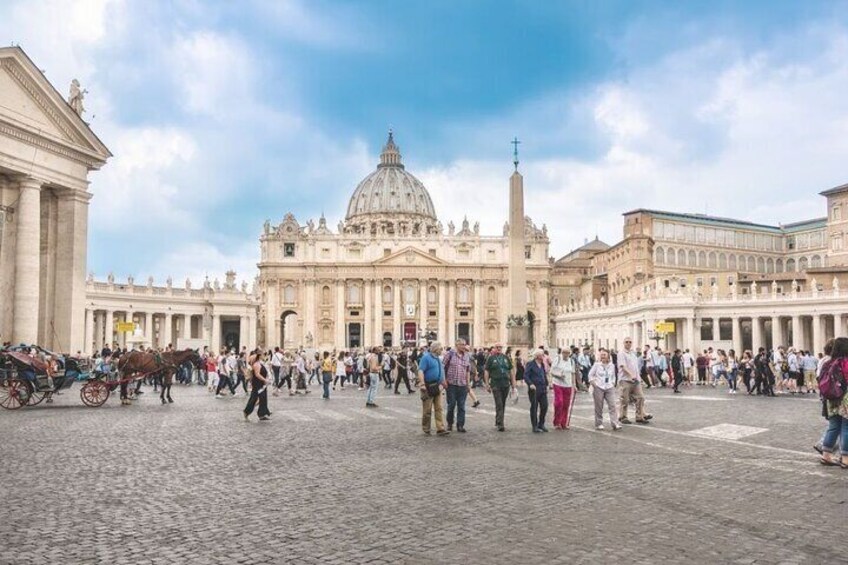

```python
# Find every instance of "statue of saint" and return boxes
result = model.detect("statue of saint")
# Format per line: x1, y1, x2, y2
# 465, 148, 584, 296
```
448, 221, 455, 235
68, 79, 86, 116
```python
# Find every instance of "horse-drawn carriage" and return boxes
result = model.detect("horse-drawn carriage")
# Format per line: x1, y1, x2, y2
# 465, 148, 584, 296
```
0, 345, 109, 409
0, 346, 202, 409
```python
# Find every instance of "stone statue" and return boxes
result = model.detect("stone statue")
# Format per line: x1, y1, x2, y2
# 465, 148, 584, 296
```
473, 222, 479, 235
185, 278, 192, 290
147, 276, 154, 288
448, 221, 455, 235
306, 219, 315, 233
203, 276, 211, 290
305, 332, 314, 347
263, 220, 271, 234
338, 221, 344, 234
107, 272, 115, 284
166, 276, 173, 288
213, 278, 221, 291
811, 278, 819, 296
834, 277, 840, 294
771, 280, 778, 296
68, 79, 86, 116
127, 275, 134, 286
241, 281, 248, 293
751, 280, 757, 298
86, 272, 94, 284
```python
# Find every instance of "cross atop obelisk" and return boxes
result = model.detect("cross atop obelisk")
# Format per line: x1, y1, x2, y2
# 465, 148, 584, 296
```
511, 136, 520, 171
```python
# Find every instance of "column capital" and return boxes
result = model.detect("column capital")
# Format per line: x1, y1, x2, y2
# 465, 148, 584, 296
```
17, 176, 45, 191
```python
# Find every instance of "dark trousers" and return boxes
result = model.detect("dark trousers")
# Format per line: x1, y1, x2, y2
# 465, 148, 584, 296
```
322, 372, 332, 398
528, 388, 548, 430
244, 385, 269, 417
446, 384, 468, 428
216, 375, 235, 395
272, 366, 281, 388
492, 386, 510, 429
394, 371, 412, 393
673, 371, 683, 392
333, 373, 347, 387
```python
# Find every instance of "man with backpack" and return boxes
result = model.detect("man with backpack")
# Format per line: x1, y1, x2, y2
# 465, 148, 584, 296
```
817, 337, 848, 468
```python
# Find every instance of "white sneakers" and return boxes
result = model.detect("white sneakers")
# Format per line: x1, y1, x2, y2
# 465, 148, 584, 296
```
596, 424, 605, 430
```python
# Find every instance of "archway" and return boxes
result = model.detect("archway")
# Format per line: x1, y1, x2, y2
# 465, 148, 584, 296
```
280, 310, 299, 349
527, 311, 536, 346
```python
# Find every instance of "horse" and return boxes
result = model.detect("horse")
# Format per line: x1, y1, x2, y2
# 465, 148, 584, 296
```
158, 349, 203, 404
116, 349, 203, 405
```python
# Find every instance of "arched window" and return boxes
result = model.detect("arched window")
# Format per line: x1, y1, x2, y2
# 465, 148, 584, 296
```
678, 249, 686, 266
719, 253, 727, 270
487, 286, 496, 304
487, 324, 498, 342
747, 255, 756, 272
383, 285, 392, 304
776, 258, 784, 273
666, 248, 676, 265
799, 256, 809, 271
757, 256, 765, 273
284, 284, 296, 304
688, 250, 696, 266
655, 246, 665, 265
321, 285, 330, 304
708, 252, 717, 268
321, 324, 330, 342
698, 251, 706, 267
811, 255, 822, 268
766, 258, 774, 273
786, 258, 796, 272
729, 255, 737, 271
428, 285, 437, 304
404, 284, 416, 303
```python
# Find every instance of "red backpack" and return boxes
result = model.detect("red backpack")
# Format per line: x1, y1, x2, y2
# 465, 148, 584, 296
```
818, 358, 848, 401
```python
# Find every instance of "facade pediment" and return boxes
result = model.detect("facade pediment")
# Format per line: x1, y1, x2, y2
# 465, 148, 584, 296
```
373, 246, 449, 267
0, 47, 111, 167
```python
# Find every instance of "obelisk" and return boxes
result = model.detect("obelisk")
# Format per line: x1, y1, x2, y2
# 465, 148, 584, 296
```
507, 138, 531, 348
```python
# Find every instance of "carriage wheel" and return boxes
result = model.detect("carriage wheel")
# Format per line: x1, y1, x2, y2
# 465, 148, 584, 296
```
0, 379, 29, 410
80, 380, 109, 407
27, 389, 46, 406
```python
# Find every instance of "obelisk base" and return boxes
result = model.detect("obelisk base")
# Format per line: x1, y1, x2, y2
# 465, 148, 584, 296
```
508, 326, 532, 350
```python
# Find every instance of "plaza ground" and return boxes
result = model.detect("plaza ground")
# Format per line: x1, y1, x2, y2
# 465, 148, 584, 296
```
0, 382, 844, 564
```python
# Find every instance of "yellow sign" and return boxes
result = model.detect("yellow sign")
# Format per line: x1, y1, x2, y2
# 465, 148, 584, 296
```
116, 322, 136, 333
654, 321, 675, 334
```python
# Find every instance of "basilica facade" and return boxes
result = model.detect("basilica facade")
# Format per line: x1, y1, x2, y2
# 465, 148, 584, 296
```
258, 132, 551, 350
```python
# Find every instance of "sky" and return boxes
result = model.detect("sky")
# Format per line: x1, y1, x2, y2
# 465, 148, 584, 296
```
3, 0, 848, 286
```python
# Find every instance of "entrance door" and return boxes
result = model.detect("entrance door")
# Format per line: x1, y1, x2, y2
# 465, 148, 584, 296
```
348, 323, 362, 349
457, 322, 471, 345
382, 332, 393, 347
403, 322, 417, 344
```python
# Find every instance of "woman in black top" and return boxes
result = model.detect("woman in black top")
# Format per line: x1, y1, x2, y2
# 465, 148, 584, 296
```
394, 349, 414, 394
244, 350, 271, 421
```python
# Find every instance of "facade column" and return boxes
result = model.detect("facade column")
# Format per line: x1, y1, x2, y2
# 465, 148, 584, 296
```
392, 280, 401, 346
54, 190, 91, 353
363, 280, 372, 348
731, 316, 742, 354
12, 177, 42, 344
437, 281, 447, 343
812, 314, 823, 355
211, 313, 221, 352
84, 308, 94, 355
265, 283, 278, 348
335, 281, 345, 348
473, 281, 483, 347
145, 312, 154, 347
239, 315, 248, 350
93, 311, 103, 351
373, 280, 382, 346
772, 316, 784, 349
751, 316, 762, 351
419, 282, 427, 342
538, 284, 549, 346
791, 315, 802, 349
304, 280, 315, 347
447, 281, 456, 345
163, 313, 173, 348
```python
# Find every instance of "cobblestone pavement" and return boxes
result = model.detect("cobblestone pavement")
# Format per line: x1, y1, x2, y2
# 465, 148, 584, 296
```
1, 381, 844, 565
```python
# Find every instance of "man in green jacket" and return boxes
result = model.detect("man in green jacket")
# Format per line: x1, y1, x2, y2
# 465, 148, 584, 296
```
484, 343, 517, 431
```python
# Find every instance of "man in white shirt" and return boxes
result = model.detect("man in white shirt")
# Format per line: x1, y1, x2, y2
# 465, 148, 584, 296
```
271, 347, 283, 388
588, 349, 621, 431
682, 349, 694, 385
616, 337, 653, 425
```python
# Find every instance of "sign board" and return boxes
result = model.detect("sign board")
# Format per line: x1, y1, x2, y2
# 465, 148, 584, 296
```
116, 322, 136, 333
654, 321, 675, 334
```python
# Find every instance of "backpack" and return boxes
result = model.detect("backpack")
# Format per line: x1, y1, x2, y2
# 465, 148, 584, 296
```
818, 358, 847, 401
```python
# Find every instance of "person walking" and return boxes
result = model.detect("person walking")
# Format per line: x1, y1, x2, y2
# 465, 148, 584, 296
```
417, 342, 449, 436
334, 351, 348, 391
588, 349, 621, 431
484, 343, 516, 432
550, 348, 576, 430
754, 347, 774, 396
365, 346, 381, 407
523, 349, 549, 433
320, 351, 334, 399
617, 337, 652, 425
444, 339, 472, 433
243, 350, 271, 421
671, 349, 684, 393
271, 347, 283, 388
394, 348, 414, 394
819, 337, 848, 468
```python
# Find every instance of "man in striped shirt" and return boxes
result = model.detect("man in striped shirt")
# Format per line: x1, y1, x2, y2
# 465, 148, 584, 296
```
444, 339, 472, 433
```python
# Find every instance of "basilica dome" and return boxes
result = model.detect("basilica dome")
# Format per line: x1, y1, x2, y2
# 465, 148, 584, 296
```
345, 132, 438, 223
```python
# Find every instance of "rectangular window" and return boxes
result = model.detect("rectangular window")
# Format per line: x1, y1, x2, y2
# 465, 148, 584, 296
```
428, 249, 436, 256
675, 224, 685, 240
458, 249, 470, 259
525, 246, 532, 259
696, 227, 705, 243
832, 236, 843, 251
321, 247, 330, 258
745, 233, 755, 248
283, 243, 295, 257
384, 248, 391, 257
719, 319, 733, 341
349, 248, 361, 259
700, 318, 714, 341
383, 310, 391, 317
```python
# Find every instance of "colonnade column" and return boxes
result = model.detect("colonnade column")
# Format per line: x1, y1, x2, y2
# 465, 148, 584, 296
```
373, 280, 382, 346
93, 312, 103, 350
363, 280, 372, 348
812, 314, 823, 355
145, 312, 154, 347
239, 315, 248, 350
751, 316, 762, 351
84, 308, 94, 355
105, 310, 114, 347
731, 316, 742, 354
164, 313, 173, 347
12, 177, 42, 344
772, 316, 784, 348
335, 281, 345, 348
211, 314, 221, 352
791, 315, 801, 349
